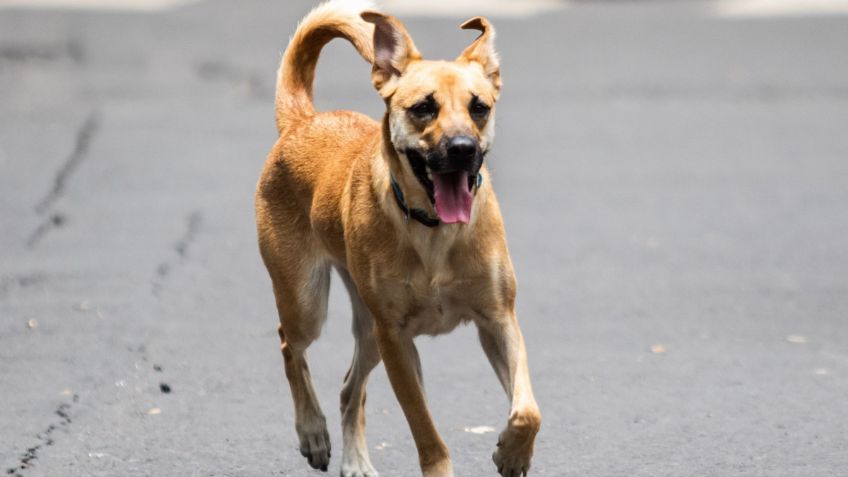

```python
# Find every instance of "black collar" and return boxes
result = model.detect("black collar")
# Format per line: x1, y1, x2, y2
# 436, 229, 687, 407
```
389, 173, 483, 228
390, 174, 440, 227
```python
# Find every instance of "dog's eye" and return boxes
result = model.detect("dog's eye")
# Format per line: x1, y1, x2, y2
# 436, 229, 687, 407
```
469, 98, 490, 120
408, 100, 437, 119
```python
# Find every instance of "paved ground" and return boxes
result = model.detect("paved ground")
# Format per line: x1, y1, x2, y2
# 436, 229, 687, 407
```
2, 1, 847, 476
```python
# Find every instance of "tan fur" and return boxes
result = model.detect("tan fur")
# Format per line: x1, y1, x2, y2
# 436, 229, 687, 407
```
257, 2, 540, 476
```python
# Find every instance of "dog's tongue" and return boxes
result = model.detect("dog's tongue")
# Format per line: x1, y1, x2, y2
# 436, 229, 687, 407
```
432, 171, 473, 224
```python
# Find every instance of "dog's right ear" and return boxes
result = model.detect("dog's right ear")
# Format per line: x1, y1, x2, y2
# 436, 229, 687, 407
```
361, 11, 421, 96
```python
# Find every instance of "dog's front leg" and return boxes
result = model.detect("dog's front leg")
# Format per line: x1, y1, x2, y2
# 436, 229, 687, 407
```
477, 316, 541, 476
375, 324, 453, 477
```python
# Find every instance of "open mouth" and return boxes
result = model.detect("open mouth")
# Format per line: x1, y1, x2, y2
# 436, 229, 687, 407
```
431, 170, 473, 224
405, 148, 482, 225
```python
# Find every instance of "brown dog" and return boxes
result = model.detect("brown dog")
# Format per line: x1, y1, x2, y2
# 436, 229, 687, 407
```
255, 1, 540, 476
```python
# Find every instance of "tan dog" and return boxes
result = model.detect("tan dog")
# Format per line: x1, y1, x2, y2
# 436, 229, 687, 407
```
256, 1, 541, 476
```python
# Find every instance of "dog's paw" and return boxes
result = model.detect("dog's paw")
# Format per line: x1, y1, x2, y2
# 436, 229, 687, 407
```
492, 445, 530, 477
491, 412, 540, 477
340, 461, 379, 477
297, 421, 331, 471
340, 447, 378, 477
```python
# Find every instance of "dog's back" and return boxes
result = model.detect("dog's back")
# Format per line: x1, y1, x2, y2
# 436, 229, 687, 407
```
257, 0, 380, 262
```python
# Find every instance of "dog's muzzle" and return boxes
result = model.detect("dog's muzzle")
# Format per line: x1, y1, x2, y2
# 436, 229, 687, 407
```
404, 136, 485, 225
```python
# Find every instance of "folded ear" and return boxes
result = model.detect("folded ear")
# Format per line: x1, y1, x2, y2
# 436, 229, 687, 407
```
361, 11, 422, 95
457, 17, 501, 91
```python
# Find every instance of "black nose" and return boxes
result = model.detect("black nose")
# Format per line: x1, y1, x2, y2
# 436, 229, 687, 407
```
446, 135, 477, 159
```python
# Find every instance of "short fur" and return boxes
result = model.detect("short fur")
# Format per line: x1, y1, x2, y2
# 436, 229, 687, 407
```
256, 2, 541, 476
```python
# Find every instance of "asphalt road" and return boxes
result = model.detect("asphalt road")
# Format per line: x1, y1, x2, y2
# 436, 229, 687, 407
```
2, 1, 847, 476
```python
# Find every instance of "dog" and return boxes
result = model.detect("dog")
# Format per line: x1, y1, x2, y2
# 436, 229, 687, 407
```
255, 1, 541, 476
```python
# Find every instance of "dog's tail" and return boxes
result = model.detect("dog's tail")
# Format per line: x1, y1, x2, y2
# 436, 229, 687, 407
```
275, 0, 376, 133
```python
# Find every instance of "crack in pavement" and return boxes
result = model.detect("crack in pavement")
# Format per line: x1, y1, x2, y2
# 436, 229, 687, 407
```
174, 211, 203, 259
0, 39, 85, 64
5, 394, 79, 477
27, 111, 99, 249
35, 112, 99, 215
0, 273, 46, 300
130, 346, 173, 397
195, 60, 270, 99
25, 213, 66, 249
151, 210, 203, 296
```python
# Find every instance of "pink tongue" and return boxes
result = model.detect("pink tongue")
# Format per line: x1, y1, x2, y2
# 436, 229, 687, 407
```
432, 171, 473, 224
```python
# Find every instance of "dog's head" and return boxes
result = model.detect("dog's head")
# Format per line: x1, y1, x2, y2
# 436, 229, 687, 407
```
362, 12, 501, 224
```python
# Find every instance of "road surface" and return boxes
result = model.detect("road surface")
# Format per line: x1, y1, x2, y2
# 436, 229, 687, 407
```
1, 1, 847, 475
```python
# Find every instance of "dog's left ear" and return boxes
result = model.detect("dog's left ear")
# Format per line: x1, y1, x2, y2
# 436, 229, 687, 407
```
457, 17, 501, 92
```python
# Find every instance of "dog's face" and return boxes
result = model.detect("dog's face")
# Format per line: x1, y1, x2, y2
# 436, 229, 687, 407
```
362, 14, 501, 224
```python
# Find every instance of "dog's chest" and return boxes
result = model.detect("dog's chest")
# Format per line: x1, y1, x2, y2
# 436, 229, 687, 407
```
375, 226, 496, 336
397, 264, 483, 337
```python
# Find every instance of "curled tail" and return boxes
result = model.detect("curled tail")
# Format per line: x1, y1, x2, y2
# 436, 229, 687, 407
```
275, 0, 376, 133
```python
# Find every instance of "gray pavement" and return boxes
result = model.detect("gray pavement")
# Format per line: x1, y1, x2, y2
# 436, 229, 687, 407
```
2, 1, 848, 476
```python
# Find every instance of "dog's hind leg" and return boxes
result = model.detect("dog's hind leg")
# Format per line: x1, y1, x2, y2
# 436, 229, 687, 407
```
338, 269, 381, 477
266, 255, 332, 471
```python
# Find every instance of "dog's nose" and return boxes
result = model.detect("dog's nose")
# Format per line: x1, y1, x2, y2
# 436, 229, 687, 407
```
446, 136, 477, 159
